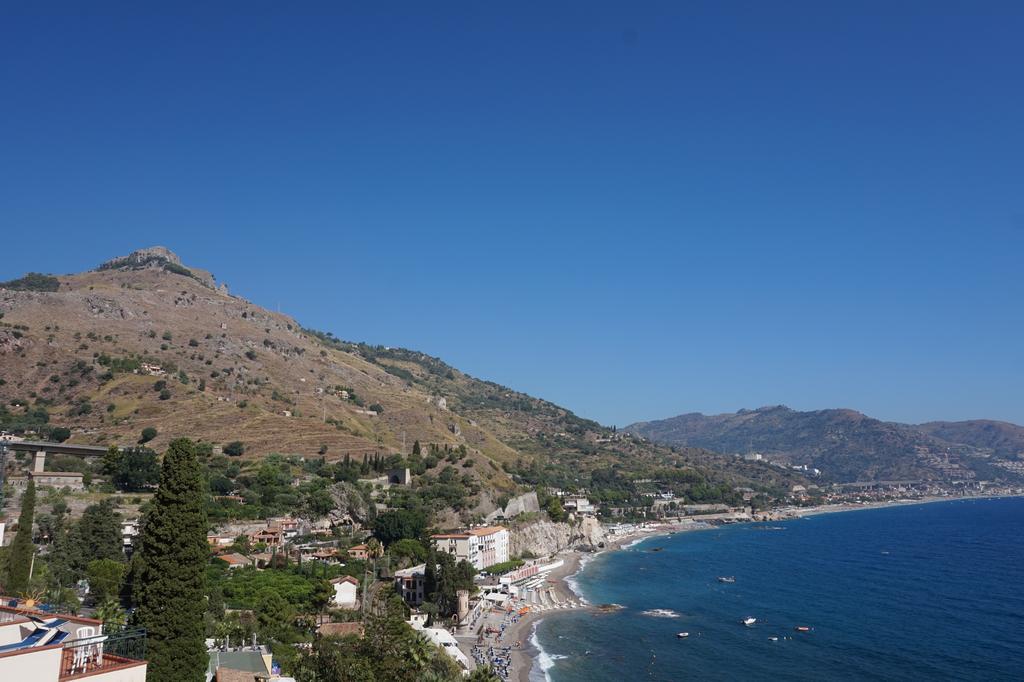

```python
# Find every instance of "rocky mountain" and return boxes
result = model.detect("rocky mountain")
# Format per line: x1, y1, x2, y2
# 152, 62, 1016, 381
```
626, 406, 1024, 483
915, 420, 1024, 459
0, 248, 805, 516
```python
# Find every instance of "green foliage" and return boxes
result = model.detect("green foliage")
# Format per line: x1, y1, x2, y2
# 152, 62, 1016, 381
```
6, 481, 36, 593
424, 551, 476, 620
295, 589, 462, 682
109, 447, 161, 492
223, 441, 245, 457
482, 558, 524, 575
49, 426, 71, 443
254, 587, 295, 640
87, 559, 126, 603
96, 354, 142, 374
373, 509, 427, 546
0, 272, 60, 291
389, 538, 427, 565
135, 439, 209, 682
140, 427, 158, 443
545, 496, 566, 522
74, 500, 124, 566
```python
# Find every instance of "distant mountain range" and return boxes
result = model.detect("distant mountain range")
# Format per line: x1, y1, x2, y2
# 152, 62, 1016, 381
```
626, 406, 1024, 483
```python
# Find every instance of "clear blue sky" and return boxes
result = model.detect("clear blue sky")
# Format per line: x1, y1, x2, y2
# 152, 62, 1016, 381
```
2, 2, 1022, 426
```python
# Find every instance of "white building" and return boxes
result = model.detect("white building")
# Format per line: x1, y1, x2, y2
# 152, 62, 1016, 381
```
329, 575, 359, 608
563, 497, 596, 516
430, 526, 509, 570
121, 519, 140, 551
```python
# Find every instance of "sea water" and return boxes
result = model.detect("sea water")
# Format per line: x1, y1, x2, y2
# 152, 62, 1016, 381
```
533, 497, 1024, 681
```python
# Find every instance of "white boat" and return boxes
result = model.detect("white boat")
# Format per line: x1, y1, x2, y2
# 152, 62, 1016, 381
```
742, 617, 757, 626
676, 632, 689, 639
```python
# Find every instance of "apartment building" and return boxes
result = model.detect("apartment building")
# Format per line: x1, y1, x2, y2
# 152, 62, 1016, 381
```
430, 526, 509, 570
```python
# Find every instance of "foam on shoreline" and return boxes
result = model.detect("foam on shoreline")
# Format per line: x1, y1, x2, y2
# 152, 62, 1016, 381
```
527, 619, 567, 682
563, 552, 594, 604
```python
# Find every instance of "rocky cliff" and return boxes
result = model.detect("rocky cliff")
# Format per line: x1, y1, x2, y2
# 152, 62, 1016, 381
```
510, 517, 608, 558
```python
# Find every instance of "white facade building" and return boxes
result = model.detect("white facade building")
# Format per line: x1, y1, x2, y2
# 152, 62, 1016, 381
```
329, 575, 359, 608
431, 526, 509, 570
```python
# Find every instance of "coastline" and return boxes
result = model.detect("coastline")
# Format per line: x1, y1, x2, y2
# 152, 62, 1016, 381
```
514, 522, 709, 682
513, 491, 1024, 681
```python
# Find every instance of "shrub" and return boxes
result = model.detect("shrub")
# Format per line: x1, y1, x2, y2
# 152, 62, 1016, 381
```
0, 272, 60, 292
158, 389, 172, 401
244, 350, 257, 361
140, 427, 158, 443
223, 441, 245, 457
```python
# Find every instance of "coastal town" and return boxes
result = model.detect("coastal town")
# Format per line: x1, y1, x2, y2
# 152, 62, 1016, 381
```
2, 428, 1021, 681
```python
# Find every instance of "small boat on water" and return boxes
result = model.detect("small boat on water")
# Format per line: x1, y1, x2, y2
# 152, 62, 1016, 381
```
717, 576, 736, 583
769, 636, 778, 642
794, 626, 811, 632
742, 617, 757, 626
650, 547, 664, 552
676, 632, 689, 639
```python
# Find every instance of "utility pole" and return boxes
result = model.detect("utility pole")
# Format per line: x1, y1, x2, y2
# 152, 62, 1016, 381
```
0, 439, 7, 509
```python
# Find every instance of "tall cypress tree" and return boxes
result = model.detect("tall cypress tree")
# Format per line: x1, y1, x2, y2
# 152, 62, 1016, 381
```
7, 480, 36, 593
135, 438, 207, 682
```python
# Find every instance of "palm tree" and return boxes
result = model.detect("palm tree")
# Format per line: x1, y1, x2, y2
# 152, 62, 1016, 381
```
96, 597, 127, 631
468, 667, 503, 682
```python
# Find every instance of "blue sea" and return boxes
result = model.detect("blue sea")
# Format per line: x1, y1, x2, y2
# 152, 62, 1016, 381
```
532, 497, 1024, 681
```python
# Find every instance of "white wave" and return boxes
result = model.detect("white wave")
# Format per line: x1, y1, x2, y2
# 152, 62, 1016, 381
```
564, 554, 594, 604
620, 536, 649, 550
642, 608, 681, 618
528, 620, 568, 682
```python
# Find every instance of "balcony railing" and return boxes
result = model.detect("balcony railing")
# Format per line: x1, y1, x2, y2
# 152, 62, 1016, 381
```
59, 628, 146, 680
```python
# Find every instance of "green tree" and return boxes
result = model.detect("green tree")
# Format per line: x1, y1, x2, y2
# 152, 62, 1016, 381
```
254, 587, 295, 640
223, 441, 245, 456
73, 500, 123, 567
87, 559, 126, 603
545, 497, 566, 522
112, 447, 161, 492
97, 597, 127, 630
49, 426, 71, 443
135, 438, 208, 682
389, 538, 427, 566
140, 427, 158, 444
372, 509, 427, 546
6, 481, 37, 593
101, 446, 123, 476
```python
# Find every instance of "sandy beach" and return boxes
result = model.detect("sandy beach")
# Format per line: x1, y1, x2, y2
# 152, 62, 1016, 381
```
458, 522, 700, 682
